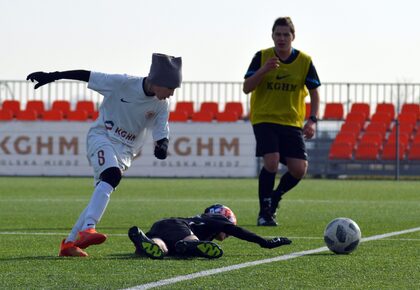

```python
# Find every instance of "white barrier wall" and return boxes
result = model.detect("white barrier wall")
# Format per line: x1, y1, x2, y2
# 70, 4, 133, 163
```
0, 122, 257, 177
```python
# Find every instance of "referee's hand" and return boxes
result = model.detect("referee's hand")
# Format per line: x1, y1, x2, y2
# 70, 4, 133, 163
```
303, 120, 316, 139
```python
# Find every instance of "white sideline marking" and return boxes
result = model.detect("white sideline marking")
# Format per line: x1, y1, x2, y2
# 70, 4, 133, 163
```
123, 227, 420, 290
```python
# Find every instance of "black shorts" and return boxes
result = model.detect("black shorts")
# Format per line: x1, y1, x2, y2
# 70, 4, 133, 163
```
146, 218, 193, 253
252, 122, 307, 165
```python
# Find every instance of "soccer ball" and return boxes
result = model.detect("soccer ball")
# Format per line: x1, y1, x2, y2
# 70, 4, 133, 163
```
324, 217, 361, 254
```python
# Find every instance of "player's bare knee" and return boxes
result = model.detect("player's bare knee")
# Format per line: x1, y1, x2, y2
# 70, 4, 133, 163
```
288, 160, 307, 179
291, 165, 307, 179
99, 167, 122, 188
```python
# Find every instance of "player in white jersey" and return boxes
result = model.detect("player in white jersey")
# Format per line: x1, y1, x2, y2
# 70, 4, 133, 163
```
27, 53, 182, 257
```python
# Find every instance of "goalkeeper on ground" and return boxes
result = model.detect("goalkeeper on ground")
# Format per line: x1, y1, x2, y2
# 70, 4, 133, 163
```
128, 204, 292, 259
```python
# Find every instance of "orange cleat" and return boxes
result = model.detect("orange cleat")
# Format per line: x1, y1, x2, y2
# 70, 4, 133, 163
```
58, 239, 88, 257
74, 228, 107, 249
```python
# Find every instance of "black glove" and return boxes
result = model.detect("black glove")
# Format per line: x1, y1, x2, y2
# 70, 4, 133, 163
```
26, 71, 60, 89
260, 237, 292, 249
154, 138, 169, 160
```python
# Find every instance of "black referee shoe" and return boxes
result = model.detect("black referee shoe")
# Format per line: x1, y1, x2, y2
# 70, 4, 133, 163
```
175, 240, 223, 259
257, 214, 278, 226
128, 226, 164, 259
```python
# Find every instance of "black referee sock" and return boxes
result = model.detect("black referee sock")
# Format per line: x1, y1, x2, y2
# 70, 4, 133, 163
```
258, 167, 276, 215
272, 172, 301, 211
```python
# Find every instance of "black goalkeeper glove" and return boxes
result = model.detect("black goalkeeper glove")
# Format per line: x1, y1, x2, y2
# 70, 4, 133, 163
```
154, 138, 169, 160
26, 71, 61, 89
260, 237, 292, 249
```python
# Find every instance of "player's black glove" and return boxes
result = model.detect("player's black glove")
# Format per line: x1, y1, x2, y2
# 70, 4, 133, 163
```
260, 237, 292, 249
154, 138, 169, 160
26, 71, 61, 89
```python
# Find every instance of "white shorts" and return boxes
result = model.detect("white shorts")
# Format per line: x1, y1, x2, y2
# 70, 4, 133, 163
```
87, 129, 133, 184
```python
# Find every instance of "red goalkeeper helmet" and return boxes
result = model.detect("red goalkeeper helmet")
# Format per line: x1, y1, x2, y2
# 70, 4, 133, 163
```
204, 204, 237, 225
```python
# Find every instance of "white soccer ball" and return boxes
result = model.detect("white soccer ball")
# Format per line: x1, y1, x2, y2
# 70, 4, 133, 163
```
324, 217, 361, 254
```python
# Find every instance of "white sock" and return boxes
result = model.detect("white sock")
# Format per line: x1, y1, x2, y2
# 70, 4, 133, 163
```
82, 181, 114, 231
65, 207, 88, 243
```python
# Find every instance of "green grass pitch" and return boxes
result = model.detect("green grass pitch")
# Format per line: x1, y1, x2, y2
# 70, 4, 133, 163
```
0, 177, 419, 289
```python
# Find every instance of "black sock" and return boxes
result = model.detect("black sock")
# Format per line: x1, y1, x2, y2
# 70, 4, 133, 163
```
258, 167, 276, 215
272, 172, 301, 211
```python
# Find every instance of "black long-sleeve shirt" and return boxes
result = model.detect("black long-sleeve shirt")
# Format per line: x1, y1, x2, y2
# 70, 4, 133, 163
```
184, 213, 268, 246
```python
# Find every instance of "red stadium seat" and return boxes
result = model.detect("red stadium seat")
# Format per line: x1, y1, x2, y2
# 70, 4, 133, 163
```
390, 123, 415, 136
91, 111, 99, 120
398, 112, 417, 125
305, 103, 311, 120
407, 143, 420, 160
216, 111, 239, 122
344, 112, 367, 128
359, 132, 384, 145
26, 100, 45, 118
354, 143, 380, 160
224, 102, 244, 119
51, 100, 71, 118
364, 122, 388, 135
350, 103, 370, 120
329, 142, 354, 160
375, 103, 395, 117
174, 102, 194, 119
199, 102, 219, 116
412, 134, 420, 144
333, 132, 358, 145
67, 110, 88, 121
381, 142, 406, 160
0, 109, 13, 121
42, 110, 64, 121
323, 103, 344, 120
386, 132, 410, 145
370, 112, 393, 127
400, 103, 420, 119
1, 100, 21, 117
76, 101, 96, 119
340, 122, 363, 135
169, 111, 188, 122
191, 111, 213, 122
16, 110, 37, 121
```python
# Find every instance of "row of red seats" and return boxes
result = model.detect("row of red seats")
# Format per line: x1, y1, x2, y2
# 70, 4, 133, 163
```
308, 102, 420, 120
169, 101, 244, 122
0, 100, 98, 121
329, 104, 420, 160
330, 127, 420, 160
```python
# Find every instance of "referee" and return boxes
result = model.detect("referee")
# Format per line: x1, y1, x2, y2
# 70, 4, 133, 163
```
243, 17, 321, 226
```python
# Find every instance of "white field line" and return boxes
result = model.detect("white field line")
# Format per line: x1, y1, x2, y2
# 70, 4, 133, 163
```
123, 226, 420, 290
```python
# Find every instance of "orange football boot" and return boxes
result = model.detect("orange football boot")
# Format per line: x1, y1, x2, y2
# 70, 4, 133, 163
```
58, 239, 88, 257
74, 228, 107, 249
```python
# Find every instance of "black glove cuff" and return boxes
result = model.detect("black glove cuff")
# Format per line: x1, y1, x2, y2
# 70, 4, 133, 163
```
156, 138, 169, 146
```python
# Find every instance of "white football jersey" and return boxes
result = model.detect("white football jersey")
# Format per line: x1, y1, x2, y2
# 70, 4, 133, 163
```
87, 72, 170, 159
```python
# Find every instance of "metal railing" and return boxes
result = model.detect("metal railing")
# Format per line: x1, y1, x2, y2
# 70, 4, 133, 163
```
1, 80, 419, 114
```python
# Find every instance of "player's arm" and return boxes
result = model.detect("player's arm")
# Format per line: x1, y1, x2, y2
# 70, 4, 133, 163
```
152, 105, 170, 160
221, 223, 292, 249
27, 70, 91, 89
303, 62, 321, 139
243, 52, 279, 94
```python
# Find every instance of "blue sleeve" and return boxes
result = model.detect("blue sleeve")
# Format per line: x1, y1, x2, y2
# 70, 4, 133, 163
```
305, 62, 321, 90
244, 51, 261, 79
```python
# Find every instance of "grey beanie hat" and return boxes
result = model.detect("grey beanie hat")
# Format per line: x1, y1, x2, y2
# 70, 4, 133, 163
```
148, 53, 182, 88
